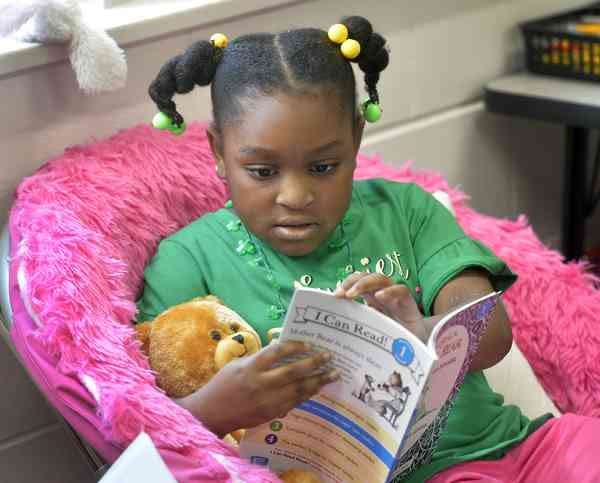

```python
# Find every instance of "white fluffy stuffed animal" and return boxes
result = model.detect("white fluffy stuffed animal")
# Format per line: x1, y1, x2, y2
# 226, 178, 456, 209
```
0, 0, 127, 94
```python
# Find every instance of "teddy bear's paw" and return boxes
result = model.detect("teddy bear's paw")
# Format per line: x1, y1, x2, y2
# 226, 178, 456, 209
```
279, 468, 323, 483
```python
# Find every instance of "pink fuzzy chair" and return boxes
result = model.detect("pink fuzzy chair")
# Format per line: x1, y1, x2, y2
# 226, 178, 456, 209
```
1, 122, 599, 481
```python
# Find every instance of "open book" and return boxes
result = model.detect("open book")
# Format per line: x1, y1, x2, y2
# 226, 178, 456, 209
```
240, 288, 500, 483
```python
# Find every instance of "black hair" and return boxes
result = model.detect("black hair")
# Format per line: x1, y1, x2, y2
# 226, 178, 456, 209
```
148, 16, 389, 129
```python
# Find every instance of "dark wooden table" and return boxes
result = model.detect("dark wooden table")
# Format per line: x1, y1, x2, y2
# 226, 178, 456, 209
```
485, 72, 600, 260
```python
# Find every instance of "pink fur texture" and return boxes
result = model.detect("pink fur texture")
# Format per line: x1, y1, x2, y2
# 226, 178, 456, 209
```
8, 123, 600, 479
10, 123, 277, 482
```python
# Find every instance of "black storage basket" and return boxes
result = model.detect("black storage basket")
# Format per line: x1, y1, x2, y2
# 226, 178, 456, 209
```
522, 3, 600, 82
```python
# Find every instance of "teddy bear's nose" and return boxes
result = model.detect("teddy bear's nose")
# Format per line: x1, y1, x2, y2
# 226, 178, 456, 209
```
232, 334, 245, 344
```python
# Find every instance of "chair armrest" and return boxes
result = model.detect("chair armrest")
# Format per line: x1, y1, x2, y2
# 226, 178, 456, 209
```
484, 343, 560, 418
0, 224, 12, 333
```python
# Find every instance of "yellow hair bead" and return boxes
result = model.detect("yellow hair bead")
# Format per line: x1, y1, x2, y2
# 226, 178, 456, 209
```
210, 33, 228, 49
328, 24, 348, 44
341, 39, 361, 59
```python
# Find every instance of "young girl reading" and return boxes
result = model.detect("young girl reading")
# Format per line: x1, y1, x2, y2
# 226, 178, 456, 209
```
137, 15, 600, 483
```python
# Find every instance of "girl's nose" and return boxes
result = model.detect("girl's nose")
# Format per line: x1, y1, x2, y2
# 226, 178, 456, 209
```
275, 175, 315, 210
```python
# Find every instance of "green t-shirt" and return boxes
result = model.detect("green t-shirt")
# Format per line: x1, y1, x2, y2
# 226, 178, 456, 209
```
136, 179, 551, 481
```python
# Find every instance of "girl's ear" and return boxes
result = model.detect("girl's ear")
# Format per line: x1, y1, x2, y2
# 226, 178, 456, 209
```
353, 113, 366, 154
207, 123, 226, 177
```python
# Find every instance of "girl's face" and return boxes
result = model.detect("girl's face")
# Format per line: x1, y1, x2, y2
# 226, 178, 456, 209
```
209, 92, 363, 257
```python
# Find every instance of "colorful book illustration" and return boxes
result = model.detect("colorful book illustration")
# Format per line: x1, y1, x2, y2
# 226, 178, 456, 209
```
240, 288, 500, 483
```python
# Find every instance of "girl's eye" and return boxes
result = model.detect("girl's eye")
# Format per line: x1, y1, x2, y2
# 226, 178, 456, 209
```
247, 166, 277, 179
310, 163, 338, 175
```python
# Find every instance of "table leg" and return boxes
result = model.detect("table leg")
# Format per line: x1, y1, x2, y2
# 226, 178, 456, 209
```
562, 126, 588, 261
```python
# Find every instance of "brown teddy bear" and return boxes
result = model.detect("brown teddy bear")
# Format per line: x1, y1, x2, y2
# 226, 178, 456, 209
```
136, 295, 262, 399
136, 295, 321, 483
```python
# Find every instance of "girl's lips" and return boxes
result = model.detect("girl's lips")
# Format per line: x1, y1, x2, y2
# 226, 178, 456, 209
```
272, 223, 319, 241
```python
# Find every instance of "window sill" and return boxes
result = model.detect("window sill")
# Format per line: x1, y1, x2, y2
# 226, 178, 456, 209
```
0, 0, 306, 79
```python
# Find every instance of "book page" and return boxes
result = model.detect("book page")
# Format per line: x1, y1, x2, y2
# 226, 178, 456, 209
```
240, 288, 436, 483
388, 292, 499, 480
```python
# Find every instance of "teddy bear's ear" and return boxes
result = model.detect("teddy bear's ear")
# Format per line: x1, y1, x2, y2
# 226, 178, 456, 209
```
135, 322, 153, 356
193, 295, 223, 305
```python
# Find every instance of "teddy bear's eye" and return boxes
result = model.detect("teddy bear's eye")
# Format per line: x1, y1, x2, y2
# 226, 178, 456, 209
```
209, 330, 222, 342
230, 323, 240, 332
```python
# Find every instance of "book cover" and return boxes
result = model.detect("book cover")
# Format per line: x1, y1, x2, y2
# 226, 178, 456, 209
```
240, 288, 499, 483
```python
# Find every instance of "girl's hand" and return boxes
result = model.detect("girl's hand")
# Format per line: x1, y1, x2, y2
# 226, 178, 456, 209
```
335, 272, 431, 343
177, 341, 338, 437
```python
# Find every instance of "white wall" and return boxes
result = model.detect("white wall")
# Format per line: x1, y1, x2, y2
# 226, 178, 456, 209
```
0, 0, 593, 480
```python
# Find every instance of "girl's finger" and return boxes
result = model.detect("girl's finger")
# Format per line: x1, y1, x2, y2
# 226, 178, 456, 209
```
334, 271, 368, 297
253, 340, 312, 371
363, 293, 390, 315
375, 285, 421, 321
344, 273, 393, 299
263, 350, 332, 387
276, 369, 340, 411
